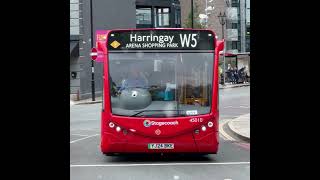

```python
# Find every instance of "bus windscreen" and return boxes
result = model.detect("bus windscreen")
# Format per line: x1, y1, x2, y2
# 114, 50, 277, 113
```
109, 52, 213, 117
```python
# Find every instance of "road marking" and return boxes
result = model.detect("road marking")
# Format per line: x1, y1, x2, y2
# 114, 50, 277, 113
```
222, 106, 249, 109
222, 106, 233, 108
70, 128, 100, 132
70, 162, 250, 167
235, 143, 250, 150
219, 119, 236, 141
174, 175, 180, 180
71, 134, 90, 137
70, 134, 99, 144
239, 106, 250, 108
219, 116, 237, 120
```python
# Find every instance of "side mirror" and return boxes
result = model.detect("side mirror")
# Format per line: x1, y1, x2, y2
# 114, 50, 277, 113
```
216, 40, 224, 52
93, 30, 109, 63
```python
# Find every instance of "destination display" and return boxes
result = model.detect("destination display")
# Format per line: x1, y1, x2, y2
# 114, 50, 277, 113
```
107, 30, 215, 50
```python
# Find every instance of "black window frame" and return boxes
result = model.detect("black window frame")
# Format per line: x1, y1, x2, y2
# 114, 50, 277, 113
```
232, 41, 238, 49
154, 7, 170, 28
175, 8, 181, 27
231, 0, 239, 7
136, 6, 153, 28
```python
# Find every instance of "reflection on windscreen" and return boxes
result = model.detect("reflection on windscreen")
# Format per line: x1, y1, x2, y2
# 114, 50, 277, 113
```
109, 52, 213, 117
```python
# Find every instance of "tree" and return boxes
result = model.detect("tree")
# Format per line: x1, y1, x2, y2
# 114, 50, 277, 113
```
183, 2, 205, 28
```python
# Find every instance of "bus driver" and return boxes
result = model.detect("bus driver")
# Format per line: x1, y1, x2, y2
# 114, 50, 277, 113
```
119, 64, 148, 92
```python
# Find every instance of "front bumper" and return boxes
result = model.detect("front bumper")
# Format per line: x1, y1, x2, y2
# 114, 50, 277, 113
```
101, 130, 219, 154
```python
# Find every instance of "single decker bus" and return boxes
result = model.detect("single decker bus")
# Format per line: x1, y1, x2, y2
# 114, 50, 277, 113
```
93, 28, 224, 156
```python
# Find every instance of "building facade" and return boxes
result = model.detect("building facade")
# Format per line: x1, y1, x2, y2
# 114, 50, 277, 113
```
179, 0, 227, 39
180, 0, 249, 53
179, 0, 250, 80
225, 0, 250, 73
225, 0, 250, 54
70, 0, 182, 101
136, 0, 181, 28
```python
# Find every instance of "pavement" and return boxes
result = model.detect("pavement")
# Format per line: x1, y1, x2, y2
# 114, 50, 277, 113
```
71, 96, 103, 105
219, 82, 250, 89
227, 113, 250, 142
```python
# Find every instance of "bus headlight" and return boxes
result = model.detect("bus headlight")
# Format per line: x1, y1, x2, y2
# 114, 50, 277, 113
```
201, 125, 207, 131
109, 122, 115, 128
116, 126, 121, 132
208, 121, 213, 127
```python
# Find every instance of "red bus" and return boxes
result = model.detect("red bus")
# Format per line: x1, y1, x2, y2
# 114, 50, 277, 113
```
94, 28, 224, 155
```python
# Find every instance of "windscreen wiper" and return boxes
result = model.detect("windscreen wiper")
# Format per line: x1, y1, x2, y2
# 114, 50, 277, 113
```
130, 110, 185, 117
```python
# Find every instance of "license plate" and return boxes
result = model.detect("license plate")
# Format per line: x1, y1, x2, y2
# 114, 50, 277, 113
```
148, 143, 174, 149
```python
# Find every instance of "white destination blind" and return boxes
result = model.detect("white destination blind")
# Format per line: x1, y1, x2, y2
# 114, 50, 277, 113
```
108, 30, 215, 50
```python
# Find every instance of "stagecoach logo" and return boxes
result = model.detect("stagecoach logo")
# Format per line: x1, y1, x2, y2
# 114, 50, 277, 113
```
143, 120, 151, 127
110, 40, 121, 48
143, 120, 179, 127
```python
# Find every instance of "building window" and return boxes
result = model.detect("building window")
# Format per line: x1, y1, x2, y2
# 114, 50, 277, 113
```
226, 41, 232, 50
136, 7, 152, 25
246, 25, 250, 35
232, 41, 238, 49
246, 24, 250, 52
175, 8, 181, 27
154, 7, 170, 27
231, 0, 238, 7
227, 41, 239, 50
232, 23, 237, 29
246, 37, 250, 52
227, 20, 238, 29
237, 41, 241, 51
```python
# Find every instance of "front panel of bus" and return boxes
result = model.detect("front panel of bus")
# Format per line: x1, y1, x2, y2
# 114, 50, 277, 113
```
99, 29, 219, 154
